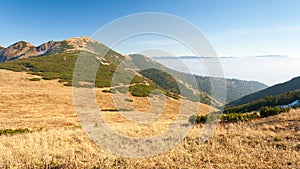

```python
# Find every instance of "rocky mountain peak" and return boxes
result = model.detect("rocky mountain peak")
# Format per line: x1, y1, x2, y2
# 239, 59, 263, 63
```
0, 41, 36, 61
10, 41, 35, 51
0, 37, 104, 62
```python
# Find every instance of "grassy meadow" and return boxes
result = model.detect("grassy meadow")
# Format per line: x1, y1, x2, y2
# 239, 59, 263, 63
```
0, 69, 299, 168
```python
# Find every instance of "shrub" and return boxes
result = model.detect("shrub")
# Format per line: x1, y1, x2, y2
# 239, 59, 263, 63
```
260, 106, 290, 118
190, 111, 261, 124
124, 98, 133, 102
189, 113, 221, 124
29, 77, 41, 81
0, 128, 31, 136
221, 112, 259, 123
129, 84, 156, 97
189, 114, 207, 124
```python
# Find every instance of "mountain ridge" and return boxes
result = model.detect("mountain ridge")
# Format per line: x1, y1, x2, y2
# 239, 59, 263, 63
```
0, 37, 268, 105
0, 36, 99, 62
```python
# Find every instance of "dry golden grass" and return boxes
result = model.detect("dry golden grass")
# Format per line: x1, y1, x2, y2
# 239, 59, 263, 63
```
0, 69, 299, 168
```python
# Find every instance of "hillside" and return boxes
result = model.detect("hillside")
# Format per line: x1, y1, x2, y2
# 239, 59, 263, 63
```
227, 77, 300, 107
130, 54, 267, 103
225, 77, 300, 113
0, 69, 299, 168
0, 38, 220, 106
191, 76, 267, 103
0, 37, 266, 106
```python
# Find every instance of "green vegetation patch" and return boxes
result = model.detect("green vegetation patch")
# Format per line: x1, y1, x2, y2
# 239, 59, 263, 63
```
191, 105, 290, 124
0, 51, 194, 100
260, 106, 290, 118
124, 98, 133, 102
129, 84, 157, 97
224, 90, 300, 114
0, 128, 31, 136
29, 77, 41, 81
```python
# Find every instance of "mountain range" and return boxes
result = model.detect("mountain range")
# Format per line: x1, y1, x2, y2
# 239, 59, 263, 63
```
0, 37, 268, 106
0, 37, 99, 62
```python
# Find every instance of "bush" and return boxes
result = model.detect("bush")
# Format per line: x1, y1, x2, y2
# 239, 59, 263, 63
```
129, 84, 156, 97
260, 106, 290, 118
124, 98, 133, 102
222, 112, 259, 123
189, 114, 207, 124
189, 112, 221, 124
29, 77, 41, 81
190, 111, 260, 124
0, 128, 31, 136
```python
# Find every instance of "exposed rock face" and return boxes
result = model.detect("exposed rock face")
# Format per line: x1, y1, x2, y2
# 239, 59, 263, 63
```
36, 40, 55, 55
0, 36, 100, 62
0, 41, 36, 62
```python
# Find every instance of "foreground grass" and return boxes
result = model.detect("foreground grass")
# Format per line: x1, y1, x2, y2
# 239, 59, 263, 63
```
0, 69, 299, 168
0, 110, 299, 168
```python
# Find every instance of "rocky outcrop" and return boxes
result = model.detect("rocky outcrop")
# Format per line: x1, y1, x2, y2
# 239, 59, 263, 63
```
36, 40, 55, 55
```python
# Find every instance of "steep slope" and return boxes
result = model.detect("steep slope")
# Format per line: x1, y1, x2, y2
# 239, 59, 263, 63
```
227, 77, 300, 107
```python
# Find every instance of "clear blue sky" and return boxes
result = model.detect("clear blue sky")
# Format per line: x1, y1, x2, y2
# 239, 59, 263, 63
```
1, 0, 300, 57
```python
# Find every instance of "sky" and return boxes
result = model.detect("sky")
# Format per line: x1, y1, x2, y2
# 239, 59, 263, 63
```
1, 0, 300, 57
1, 0, 300, 85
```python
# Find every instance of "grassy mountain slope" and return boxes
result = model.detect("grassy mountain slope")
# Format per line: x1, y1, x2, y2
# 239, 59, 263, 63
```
0, 51, 216, 105
227, 77, 300, 107
0, 37, 266, 106
224, 89, 300, 113
130, 54, 267, 103
0, 41, 219, 106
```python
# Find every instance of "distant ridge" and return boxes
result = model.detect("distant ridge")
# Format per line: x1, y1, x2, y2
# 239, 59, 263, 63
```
151, 55, 288, 59
151, 56, 234, 59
